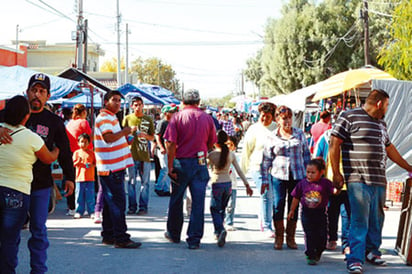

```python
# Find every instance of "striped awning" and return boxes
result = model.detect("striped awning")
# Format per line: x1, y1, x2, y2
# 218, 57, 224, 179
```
312, 67, 396, 101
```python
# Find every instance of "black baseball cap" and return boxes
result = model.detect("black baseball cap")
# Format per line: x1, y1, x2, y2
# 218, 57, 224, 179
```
27, 73, 51, 93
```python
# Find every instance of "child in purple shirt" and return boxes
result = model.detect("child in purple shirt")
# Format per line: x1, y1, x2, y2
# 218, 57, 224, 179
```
288, 158, 334, 265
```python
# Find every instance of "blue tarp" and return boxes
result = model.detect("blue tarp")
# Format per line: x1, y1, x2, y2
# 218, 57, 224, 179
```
137, 84, 180, 104
118, 83, 168, 105
0, 65, 80, 100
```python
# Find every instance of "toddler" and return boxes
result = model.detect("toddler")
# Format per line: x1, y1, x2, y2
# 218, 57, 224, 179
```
288, 158, 334, 265
72, 133, 96, 219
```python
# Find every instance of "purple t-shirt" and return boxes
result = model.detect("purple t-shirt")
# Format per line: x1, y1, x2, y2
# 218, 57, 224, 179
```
164, 106, 217, 158
291, 177, 334, 209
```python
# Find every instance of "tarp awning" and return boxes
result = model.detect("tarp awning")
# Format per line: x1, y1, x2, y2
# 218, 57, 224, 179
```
0, 65, 80, 100
58, 68, 113, 93
118, 83, 168, 105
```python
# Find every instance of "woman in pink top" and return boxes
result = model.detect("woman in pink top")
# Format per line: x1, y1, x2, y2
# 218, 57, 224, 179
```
65, 104, 93, 214
310, 110, 331, 152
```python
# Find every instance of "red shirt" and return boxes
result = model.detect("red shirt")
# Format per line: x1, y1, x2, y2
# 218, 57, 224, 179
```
310, 121, 331, 148
66, 118, 93, 152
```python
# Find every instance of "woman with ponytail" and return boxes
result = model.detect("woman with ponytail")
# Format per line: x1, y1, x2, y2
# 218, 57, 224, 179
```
207, 130, 253, 247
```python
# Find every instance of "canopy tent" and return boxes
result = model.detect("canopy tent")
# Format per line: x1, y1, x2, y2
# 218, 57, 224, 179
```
372, 79, 412, 182
269, 82, 321, 112
312, 66, 396, 102
58, 68, 113, 93
60, 92, 128, 109
137, 84, 180, 104
0, 65, 80, 100
118, 83, 168, 105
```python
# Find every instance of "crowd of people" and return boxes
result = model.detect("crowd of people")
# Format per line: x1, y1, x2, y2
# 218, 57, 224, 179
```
0, 74, 412, 274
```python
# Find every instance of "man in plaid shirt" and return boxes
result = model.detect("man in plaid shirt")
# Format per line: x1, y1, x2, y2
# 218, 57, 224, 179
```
219, 113, 235, 137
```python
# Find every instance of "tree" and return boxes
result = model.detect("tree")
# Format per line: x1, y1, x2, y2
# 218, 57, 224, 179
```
100, 57, 125, 72
246, 0, 395, 97
378, 0, 412, 80
131, 57, 181, 93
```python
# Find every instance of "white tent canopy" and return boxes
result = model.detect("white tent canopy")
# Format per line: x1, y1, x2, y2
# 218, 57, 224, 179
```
268, 82, 322, 112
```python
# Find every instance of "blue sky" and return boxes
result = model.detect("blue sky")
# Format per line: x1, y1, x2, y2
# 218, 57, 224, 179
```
1, 0, 283, 98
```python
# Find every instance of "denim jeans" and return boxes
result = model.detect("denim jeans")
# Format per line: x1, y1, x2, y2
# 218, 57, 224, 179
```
0, 186, 30, 273
127, 160, 151, 212
75, 181, 96, 215
301, 207, 327, 259
328, 190, 351, 250
99, 170, 131, 244
346, 183, 386, 265
271, 176, 299, 222
29, 187, 51, 274
166, 158, 209, 246
155, 151, 170, 193
225, 189, 237, 226
210, 182, 232, 235
251, 171, 273, 231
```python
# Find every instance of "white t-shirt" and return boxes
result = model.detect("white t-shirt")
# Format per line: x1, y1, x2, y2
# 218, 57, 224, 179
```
0, 123, 44, 194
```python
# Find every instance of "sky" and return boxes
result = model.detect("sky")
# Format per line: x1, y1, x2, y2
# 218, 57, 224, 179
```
1, 0, 283, 98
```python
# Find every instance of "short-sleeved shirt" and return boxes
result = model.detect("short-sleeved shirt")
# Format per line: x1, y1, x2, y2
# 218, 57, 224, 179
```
0, 123, 44, 194
94, 109, 133, 175
73, 148, 96, 182
164, 105, 216, 158
331, 108, 391, 186
291, 177, 334, 209
122, 114, 154, 162
66, 118, 93, 152
155, 119, 169, 148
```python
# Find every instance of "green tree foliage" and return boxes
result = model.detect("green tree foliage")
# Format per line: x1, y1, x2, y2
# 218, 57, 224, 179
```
378, 0, 412, 80
131, 57, 181, 93
245, 0, 395, 97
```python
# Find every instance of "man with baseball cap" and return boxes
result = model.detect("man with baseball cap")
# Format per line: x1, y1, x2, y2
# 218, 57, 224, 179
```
163, 89, 216, 249
154, 104, 178, 196
0, 73, 75, 273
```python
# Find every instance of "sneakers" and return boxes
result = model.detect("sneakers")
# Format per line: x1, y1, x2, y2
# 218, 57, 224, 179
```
226, 225, 236, 231
73, 213, 81, 219
366, 252, 387, 266
94, 216, 102, 224
217, 230, 227, 247
347, 262, 363, 274
306, 256, 317, 265
66, 209, 76, 216
127, 210, 136, 215
114, 240, 142, 249
187, 243, 200, 250
326, 240, 337, 250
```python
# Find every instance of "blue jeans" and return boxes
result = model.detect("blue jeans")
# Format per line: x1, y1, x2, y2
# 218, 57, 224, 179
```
155, 151, 170, 192
301, 207, 327, 259
99, 170, 131, 244
166, 158, 209, 246
271, 176, 299, 222
127, 160, 151, 212
0, 186, 30, 274
328, 190, 351, 250
75, 181, 95, 215
346, 183, 386, 265
225, 189, 237, 226
210, 182, 232, 235
29, 187, 51, 274
251, 171, 273, 231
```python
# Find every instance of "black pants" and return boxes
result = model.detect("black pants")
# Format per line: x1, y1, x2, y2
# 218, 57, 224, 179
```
301, 207, 327, 259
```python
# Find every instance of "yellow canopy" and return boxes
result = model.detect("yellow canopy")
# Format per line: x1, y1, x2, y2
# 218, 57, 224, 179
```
312, 67, 396, 102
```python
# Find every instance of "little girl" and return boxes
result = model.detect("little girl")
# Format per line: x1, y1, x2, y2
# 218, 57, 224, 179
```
225, 135, 241, 231
288, 158, 334, 265
208, 130, 253, 247
72, 133, 96, 219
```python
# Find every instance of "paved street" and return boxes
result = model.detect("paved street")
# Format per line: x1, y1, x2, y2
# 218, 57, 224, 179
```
16, 176, 411, 274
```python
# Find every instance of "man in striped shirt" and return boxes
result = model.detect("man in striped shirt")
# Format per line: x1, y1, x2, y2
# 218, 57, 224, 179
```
330, 89, 412, 274
94, 90, 141, 249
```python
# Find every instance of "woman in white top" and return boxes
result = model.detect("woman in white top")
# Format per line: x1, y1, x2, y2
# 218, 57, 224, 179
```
0, 95, 59, 273
208, 130, 253, 247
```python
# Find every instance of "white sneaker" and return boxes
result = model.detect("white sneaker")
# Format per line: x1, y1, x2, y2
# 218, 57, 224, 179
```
66, 209, 76, 216
94, 216, 102, 224
73, 213, 81, 219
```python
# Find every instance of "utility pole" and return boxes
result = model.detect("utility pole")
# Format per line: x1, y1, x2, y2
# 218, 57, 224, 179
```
241, 71, 245, 95
116, 0, 122, 87
76, 0, 84, 70
125, 23, 130, 84
363, 0, 370, 66
83, 19, 88, 73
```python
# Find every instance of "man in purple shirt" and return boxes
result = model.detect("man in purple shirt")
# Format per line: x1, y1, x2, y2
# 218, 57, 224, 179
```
163, 89, 216, 250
